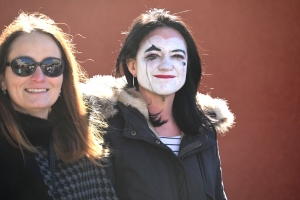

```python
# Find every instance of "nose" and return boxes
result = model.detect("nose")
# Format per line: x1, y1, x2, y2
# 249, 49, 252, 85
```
30, 66, 46, 81
158, 56, 173, 71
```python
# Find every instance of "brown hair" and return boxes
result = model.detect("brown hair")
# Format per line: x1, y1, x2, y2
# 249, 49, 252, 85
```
0, 12, 106, 164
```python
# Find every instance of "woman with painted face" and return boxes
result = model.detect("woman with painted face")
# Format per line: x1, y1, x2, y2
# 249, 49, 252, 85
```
0, 13, 118, 199
82, 9, 234, 200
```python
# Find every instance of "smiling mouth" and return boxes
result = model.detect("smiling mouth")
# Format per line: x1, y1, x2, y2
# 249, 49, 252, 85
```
26, 89, 48, 93
154, 75, 176, 79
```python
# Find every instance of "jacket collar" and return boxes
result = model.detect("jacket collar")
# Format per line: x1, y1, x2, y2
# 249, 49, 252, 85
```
112, 101, 215, 156
16, 111, 53, 146
80, 75, 235, 135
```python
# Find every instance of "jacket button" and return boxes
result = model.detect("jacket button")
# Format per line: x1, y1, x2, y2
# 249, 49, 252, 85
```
188, 137, 192, 140
131, 131, 136, 136
156, 140, 161, 144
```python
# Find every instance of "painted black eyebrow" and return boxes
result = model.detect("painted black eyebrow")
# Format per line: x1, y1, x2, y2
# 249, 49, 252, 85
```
172, 49, 186, 55
145, 45, 161, 53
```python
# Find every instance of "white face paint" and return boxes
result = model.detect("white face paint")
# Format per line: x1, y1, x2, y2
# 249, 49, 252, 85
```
135, 27, 187, 96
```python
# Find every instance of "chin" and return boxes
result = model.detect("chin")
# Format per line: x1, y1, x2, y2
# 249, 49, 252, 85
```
156, 91, 174, 96
28, 103, 52, 110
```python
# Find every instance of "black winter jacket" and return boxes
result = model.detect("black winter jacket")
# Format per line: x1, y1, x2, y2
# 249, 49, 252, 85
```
0, 111, 118, 200
81, 75, 235, 200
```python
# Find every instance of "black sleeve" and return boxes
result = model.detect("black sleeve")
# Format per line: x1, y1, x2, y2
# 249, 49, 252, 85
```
214, 131, 227, 200
103, 109, 126, 187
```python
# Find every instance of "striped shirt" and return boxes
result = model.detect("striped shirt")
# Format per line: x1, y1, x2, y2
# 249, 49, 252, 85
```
159, 135, 181, 156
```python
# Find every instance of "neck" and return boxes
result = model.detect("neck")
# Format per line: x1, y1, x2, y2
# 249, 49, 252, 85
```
139, 88, 181, 137
13, 107, 49, 119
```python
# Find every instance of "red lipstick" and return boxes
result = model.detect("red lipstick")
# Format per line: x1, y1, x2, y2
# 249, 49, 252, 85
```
154, 75, 175, 78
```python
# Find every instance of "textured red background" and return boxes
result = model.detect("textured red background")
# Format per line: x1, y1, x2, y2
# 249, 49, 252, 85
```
1, 1, 299, 199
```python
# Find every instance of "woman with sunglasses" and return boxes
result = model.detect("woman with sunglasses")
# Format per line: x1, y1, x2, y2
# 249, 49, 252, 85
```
0, 12, 118, 199
82, 9, 235, 200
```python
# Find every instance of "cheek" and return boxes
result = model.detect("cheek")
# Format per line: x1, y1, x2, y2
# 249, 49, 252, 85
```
6, 79, 25, 91
175, 62, 187, 77
58, 77, 63, 89
51, 76, 63, 91
183, 67, 187, 76
137, 59, 156, 76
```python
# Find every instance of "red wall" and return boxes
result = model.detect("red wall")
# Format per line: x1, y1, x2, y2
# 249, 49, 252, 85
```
1, 1, 299, 199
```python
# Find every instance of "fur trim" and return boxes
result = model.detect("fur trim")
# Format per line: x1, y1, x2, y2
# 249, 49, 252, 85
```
79, 75, 149, 119
80, 75, 235, 135
196, 93, 235, 135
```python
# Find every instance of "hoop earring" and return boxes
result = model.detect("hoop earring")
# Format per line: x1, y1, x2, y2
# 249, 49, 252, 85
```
133, 76, 135, 87
2, 89, 7, 95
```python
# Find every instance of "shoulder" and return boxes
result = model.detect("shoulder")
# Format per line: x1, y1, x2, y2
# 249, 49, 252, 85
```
80, 75, 149, 120
105, 102, 143, 137
196, 93, 235, 135
0, 138, 28, 196
80, 75, 122, 119
0, 134, 16, 160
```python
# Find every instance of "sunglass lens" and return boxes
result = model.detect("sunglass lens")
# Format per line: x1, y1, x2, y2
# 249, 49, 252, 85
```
11, 57, 35, 77
41, 58, 64, 77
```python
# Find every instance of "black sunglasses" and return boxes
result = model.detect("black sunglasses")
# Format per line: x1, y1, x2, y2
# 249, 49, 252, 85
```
6, 57, 64, 77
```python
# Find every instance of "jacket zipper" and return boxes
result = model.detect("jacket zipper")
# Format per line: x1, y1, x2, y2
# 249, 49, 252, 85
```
178, 141, 203, 157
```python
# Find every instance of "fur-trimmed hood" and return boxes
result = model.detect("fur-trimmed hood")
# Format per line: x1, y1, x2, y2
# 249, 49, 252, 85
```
80, 75, 235, 135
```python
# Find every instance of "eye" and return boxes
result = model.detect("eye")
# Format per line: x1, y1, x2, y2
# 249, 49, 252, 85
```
172, 54, 185, 59
145, 54, 159, 61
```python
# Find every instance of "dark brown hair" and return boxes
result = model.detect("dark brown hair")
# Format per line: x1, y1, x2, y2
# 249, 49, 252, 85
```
115, 9, 209, 135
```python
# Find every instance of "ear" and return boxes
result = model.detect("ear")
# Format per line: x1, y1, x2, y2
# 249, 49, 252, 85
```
0, 76, 7, 90
126, 59, 137, 77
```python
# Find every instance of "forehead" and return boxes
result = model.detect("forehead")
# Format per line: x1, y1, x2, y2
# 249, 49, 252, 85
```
139, 27, 186, 49
10, 32, 56, 47
8, 32, 61, 60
